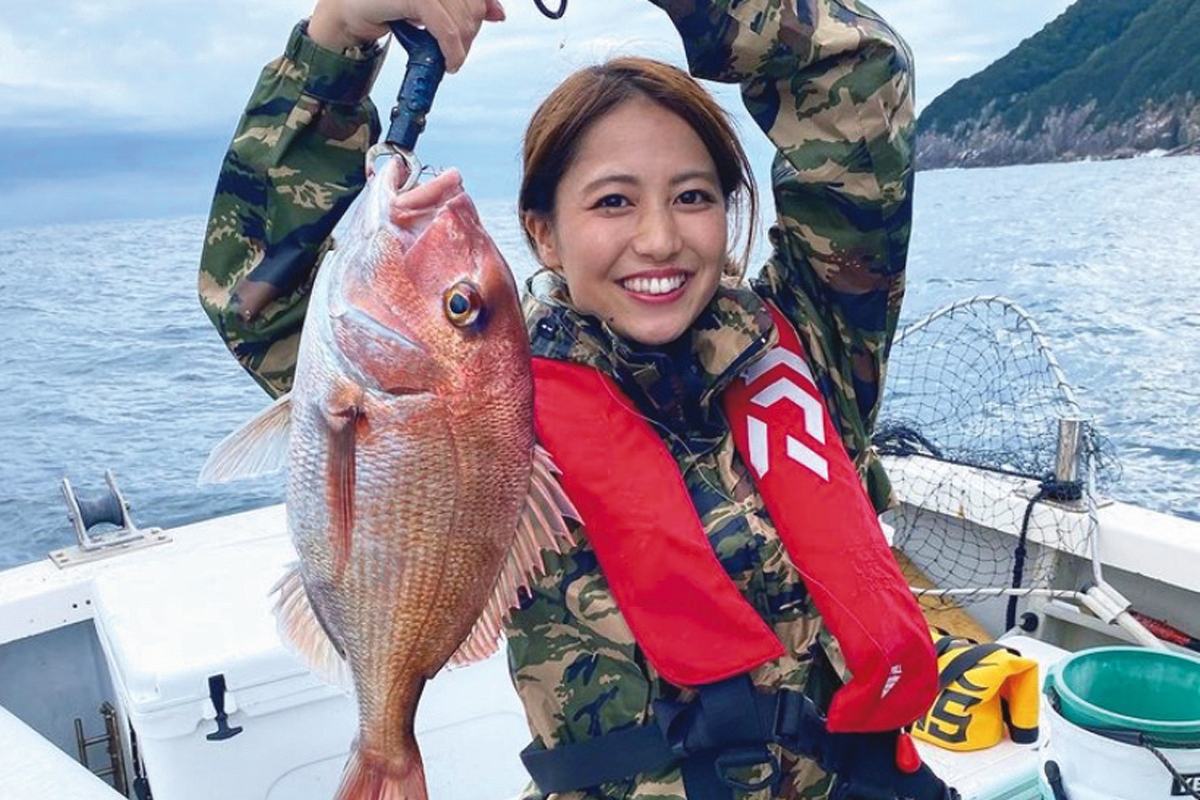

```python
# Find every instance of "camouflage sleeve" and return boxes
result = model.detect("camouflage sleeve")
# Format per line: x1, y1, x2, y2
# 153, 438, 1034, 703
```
651, 0, 915, 510
197, 21, 383, 398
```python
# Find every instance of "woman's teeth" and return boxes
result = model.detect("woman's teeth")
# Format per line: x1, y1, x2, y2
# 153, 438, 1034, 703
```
622, 275, 686, 296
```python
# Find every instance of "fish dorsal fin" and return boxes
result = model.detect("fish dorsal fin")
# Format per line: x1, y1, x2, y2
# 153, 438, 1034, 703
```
449, 444, 579, 666
199, 393, 292, 484
272, 563, 354, 691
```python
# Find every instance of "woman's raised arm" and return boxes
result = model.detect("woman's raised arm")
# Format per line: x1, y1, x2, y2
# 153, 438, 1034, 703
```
198, 0, 504, 397
650, 0, 914, 509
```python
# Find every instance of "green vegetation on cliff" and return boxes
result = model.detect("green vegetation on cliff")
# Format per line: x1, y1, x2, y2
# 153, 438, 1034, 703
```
917, 0, 1200, 167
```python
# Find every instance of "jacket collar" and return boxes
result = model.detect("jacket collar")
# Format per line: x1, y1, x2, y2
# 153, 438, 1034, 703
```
525, 273, 778, 450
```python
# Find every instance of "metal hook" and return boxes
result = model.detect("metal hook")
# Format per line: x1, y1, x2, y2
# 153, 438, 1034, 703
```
364, 143, 423, 192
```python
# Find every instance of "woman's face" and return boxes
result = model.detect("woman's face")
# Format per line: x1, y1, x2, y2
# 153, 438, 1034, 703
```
527, 96, 728, 346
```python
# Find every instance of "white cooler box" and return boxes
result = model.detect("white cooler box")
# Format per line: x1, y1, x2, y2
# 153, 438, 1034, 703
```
91, 529, 531, 800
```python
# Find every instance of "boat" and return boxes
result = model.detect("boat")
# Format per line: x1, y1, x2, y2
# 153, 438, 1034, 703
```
1, 296, 1197, 800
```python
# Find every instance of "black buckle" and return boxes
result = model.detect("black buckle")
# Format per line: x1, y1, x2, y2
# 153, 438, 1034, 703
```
771, 689, 824, 756
713, 745, 782, 793
652, 698, 697, 760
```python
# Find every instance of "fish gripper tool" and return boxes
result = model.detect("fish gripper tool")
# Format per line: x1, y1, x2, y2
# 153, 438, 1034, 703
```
379, 22, 445, 164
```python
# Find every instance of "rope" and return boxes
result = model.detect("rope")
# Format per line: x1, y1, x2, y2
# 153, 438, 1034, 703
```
1005, 474, 1082, 629
872, 423, 945, 460
1143, 739, 1200, 799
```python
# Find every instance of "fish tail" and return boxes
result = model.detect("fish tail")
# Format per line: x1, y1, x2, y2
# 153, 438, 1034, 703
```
334, 743, 427, 800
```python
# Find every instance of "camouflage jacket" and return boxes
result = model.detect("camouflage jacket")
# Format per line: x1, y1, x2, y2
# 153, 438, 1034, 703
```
198, 2, 914, 798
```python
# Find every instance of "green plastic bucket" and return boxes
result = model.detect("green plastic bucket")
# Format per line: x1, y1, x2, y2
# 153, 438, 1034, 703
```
1044, 646, 1200, 745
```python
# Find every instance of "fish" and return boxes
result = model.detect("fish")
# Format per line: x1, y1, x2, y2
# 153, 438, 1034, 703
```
201, 157, 577, 800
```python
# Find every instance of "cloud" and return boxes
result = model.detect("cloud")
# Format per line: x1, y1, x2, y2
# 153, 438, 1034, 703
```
0, 1, 300, 132
0, 0, 1078, 226
0, 0, 1075, 134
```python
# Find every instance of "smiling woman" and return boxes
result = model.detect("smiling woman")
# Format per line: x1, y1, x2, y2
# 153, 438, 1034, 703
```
194, 0, 959, 798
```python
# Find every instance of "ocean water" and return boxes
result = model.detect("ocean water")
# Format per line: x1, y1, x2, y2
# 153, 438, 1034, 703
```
0, 155, 1196, 569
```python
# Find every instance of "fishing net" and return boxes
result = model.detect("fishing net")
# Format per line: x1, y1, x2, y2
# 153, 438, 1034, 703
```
874, 297, 1120, 624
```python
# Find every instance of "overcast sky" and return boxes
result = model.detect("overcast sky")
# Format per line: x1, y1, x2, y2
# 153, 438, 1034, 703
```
0, 0, 1075, 228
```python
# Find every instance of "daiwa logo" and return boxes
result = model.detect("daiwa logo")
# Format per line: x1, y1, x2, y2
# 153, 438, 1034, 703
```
880, 665, 903, 698
1173, 773, 1200, 796
741, 349, 829, 481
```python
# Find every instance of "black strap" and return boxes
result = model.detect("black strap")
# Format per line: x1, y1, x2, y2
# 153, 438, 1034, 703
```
933, 633, 976, 657
521, 677, 810, 797
521, 676, 959, 800
665, 677, 782, 798
936, 643, 1015, 690
520, 725, 674, 793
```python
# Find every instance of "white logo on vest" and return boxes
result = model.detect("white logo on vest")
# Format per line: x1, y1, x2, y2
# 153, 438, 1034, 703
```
741, 349, 829, 481
880, 664, 903, 698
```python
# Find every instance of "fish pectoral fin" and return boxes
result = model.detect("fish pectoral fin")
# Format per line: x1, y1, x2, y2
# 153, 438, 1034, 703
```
322, 389, 363, 578
199, 393, 293, 484
449, 444, 580, 667
272, 564, 354, 691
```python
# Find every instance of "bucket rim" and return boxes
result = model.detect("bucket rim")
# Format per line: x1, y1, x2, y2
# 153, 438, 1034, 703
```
1045, 646, 1200, 739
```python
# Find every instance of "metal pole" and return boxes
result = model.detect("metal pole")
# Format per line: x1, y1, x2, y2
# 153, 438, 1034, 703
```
1055, 417, 1085, 488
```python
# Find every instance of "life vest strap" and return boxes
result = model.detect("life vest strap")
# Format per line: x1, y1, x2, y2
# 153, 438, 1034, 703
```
520, 677, 959, 800
520, 677, 817, 797
519, 724, 676, 794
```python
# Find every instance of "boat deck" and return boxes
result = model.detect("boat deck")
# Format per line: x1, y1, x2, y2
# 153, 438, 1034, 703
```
1, 485, 1196, 800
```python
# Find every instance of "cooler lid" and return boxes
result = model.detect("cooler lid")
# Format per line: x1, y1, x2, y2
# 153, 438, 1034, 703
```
92, 527, 332, 722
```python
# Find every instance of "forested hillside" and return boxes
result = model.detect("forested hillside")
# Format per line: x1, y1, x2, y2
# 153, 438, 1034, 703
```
916, 0, 1200, 169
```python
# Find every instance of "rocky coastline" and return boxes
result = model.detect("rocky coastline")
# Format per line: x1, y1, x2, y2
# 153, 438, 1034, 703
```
916, 96, 1200, 171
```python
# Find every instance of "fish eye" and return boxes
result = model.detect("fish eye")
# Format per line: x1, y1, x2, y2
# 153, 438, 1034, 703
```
443, 282, 482, 327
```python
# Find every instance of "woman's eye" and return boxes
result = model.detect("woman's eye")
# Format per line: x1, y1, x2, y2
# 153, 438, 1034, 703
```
678, 189, 715, 205
594, 194, 629, 209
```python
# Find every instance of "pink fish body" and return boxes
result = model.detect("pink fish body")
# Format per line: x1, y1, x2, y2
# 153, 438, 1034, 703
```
203, 159, 575, 800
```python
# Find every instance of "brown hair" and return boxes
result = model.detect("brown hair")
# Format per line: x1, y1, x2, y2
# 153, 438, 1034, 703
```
519, 56, 758, 278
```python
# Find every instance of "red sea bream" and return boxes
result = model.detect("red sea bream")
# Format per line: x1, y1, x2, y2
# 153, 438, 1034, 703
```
202, 158, 576, 800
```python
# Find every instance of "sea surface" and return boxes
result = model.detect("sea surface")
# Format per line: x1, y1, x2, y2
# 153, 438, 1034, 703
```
0, 155, 1197, 569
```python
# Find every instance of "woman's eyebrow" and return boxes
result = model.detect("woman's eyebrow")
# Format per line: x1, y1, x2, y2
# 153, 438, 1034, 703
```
580, 169, 719, 194
669, 169, 720, 186
580, 173, 638, 194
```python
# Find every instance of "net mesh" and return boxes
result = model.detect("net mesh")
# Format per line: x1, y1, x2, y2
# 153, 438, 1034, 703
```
874, 297, 1120, 610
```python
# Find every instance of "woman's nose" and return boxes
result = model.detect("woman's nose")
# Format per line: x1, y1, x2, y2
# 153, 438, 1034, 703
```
631, 205, 683, 261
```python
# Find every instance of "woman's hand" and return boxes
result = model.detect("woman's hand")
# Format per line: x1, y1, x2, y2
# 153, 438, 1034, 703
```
309, 0, 506, 72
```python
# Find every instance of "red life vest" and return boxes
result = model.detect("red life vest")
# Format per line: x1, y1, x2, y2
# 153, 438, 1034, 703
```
531, 303, 937, 733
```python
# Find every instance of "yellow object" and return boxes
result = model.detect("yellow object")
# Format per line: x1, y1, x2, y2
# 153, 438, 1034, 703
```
911, 631, 1040, 751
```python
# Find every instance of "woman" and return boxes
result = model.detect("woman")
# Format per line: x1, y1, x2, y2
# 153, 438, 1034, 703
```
199, 1, 950, 798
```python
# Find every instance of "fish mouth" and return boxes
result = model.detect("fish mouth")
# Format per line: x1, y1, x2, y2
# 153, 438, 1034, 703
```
376, 163, 469, 249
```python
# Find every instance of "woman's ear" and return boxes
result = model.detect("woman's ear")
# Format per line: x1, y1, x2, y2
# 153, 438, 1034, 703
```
524, 212, 561, 269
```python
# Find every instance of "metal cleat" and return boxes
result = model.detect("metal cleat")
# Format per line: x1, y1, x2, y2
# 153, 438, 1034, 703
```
51, 470, 170, 568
